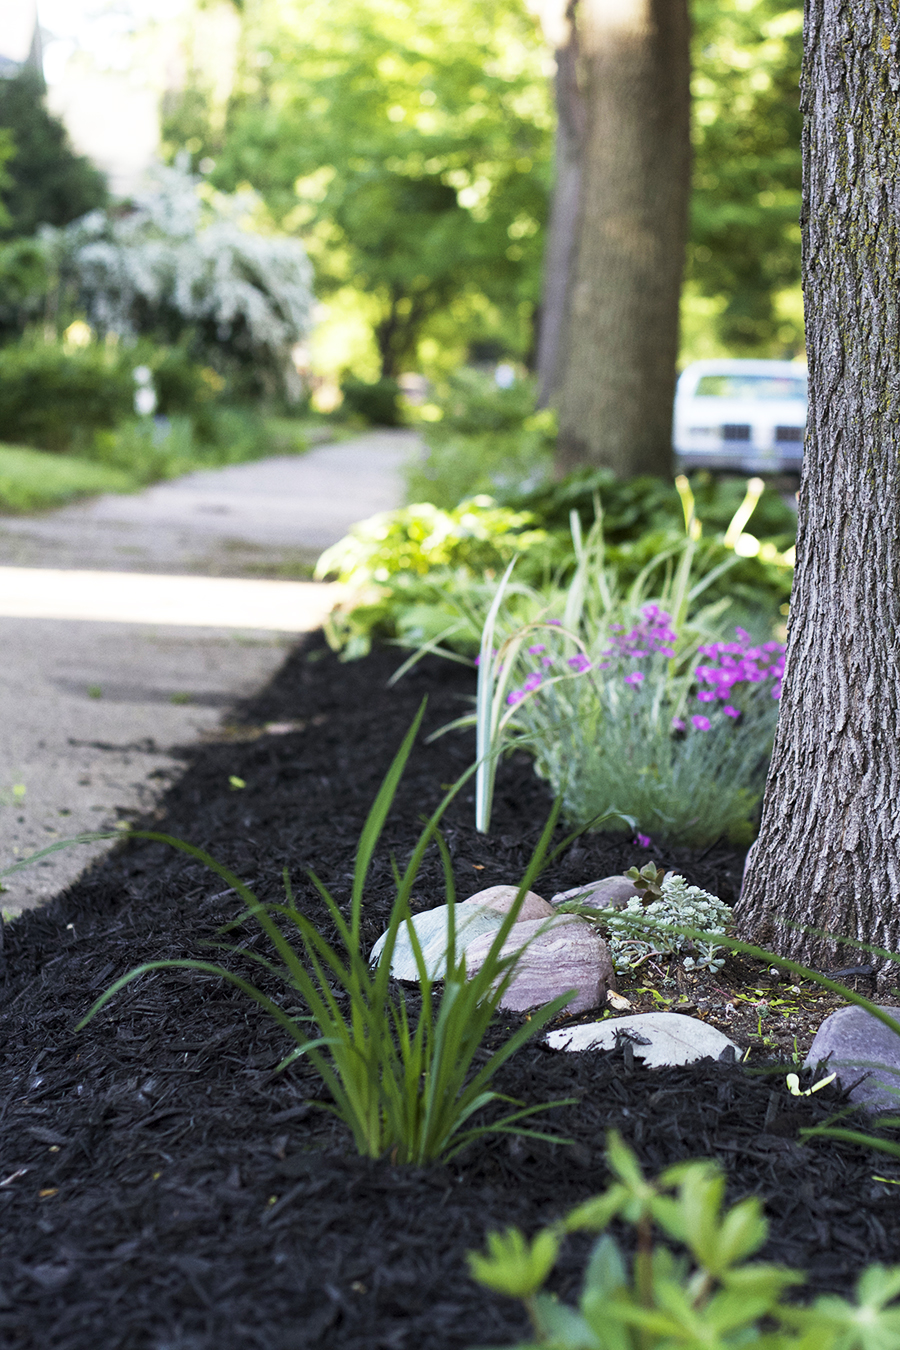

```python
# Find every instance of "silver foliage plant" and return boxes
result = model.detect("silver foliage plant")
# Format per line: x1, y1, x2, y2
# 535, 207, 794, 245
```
607, 873, 733, 974
562, 869, 733, 975
46, 162, 314, 396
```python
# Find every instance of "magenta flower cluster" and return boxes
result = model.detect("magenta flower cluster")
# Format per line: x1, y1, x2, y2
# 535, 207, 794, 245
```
603, 604, 678, 664
695, 629, 785, 713
503, 607, 786, 729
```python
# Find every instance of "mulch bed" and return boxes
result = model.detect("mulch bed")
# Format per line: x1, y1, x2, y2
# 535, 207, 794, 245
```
2, 636, 899, 1350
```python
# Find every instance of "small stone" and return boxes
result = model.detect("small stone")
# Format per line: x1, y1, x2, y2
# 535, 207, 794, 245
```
606, 990, 632, 1011
369, 886, 552, 981
550, 876, 641, 910
805, 1004, 900, 1112
464, 915, 615, 1014
545, 1012, 741, 1067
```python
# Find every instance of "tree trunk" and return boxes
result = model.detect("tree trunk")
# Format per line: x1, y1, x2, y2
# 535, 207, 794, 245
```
736, 1, 900, 979
552, 0, 690, 478
536, 15, 585, 407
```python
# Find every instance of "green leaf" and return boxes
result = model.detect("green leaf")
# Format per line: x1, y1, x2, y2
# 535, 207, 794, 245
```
467, 1226, 560, 1299
532, 1294, 605, 1349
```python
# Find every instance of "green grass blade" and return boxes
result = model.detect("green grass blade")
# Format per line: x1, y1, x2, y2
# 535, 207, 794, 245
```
349, 699, 427, 943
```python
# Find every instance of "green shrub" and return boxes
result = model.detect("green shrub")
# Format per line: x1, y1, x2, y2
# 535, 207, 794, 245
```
89, 407, 275, 484
340, 374, 403, 426
430, 366, 540, 435
406, 368, 555, 509
0, 339, 133, 450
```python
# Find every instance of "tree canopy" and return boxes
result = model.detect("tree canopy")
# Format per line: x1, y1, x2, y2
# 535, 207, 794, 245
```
689, 0, 803, 356
164, 0, 553, 377
0, 70, 108, 240
160, 0, 803, 378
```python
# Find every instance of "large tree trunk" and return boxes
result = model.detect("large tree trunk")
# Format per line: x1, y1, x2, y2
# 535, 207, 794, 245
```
551, 0, 690, 478
736, 1, 900, 979
536, 14, 584, 407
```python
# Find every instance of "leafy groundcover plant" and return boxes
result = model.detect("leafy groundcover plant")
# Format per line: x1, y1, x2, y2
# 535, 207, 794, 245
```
55, 705, 577, 1165
468, 1131, 900, 1349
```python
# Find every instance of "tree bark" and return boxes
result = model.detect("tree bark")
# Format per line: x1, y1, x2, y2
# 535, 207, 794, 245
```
551, 0, 690, 478
536, 11, 585, 407
736, 1, 900, 979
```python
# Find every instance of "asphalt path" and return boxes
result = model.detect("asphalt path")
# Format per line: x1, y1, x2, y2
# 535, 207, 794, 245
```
0, 429, 420, 914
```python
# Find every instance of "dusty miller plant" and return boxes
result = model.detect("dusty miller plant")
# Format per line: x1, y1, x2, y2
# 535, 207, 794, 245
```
559, 862, 733, 974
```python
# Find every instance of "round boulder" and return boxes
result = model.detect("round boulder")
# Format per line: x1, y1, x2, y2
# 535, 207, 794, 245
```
463, 914, 615, 1014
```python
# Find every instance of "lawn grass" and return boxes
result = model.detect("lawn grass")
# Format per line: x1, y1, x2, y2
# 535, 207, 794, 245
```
0, 414, 349, 515
0, 443, 136, 512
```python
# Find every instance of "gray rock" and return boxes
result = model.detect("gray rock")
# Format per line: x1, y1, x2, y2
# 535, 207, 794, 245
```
545, 1012, 740, 1067
464, 915, 615, 1014
369, 886, 552, 981
550, 876, 641, 910
805, 1004, 900, 1112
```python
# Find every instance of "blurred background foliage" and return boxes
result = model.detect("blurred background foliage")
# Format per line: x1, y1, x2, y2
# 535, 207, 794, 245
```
159, 0, 803, 380
0, 0, 803, 521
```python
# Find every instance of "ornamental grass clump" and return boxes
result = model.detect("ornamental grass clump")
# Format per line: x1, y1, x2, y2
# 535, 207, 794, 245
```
476, 542, 784, 847
44, 705, 576, 1165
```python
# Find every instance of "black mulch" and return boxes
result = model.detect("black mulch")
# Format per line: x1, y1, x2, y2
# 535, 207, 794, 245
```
1, 637, 898, 1350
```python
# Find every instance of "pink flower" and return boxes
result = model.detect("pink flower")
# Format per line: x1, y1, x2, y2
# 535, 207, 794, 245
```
691, 714, 711, 731
523, 672, 542, 692
696, 690, 716, 703
634, 833, 652, 849
528, 643, 546, 655
568, 654, 592, 673
671, 716, 686, 732
723, 705, 741, 719
507, 689, 525, 705
623, 671, 644, 686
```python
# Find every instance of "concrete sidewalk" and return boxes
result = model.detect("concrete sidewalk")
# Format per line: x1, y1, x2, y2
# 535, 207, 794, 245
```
0, 429, 420, 913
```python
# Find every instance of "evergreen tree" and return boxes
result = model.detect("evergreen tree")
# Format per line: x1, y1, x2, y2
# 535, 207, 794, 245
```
0, 70, 107, 239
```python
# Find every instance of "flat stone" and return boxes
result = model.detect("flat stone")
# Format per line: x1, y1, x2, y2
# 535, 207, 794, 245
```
805, 1004, 900, 1113
368, 886, 552, 981
550, 876, 641, 910
545, 1012, 740, 1066
464, 914, 615, 1014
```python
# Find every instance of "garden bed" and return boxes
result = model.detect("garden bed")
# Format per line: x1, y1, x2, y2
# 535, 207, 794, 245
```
1, 637, 898, 1350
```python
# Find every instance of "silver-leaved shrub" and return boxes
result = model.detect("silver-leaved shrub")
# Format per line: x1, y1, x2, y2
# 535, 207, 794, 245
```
45, 162, 313, 398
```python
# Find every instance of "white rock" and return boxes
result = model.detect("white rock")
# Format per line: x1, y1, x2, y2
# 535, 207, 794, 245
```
464, 914, 615, 1014
545, 1012, 740, 1067
369, 886, 551, 981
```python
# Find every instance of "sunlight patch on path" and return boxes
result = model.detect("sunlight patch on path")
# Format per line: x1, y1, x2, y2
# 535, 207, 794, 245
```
0, 567, 343, 631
